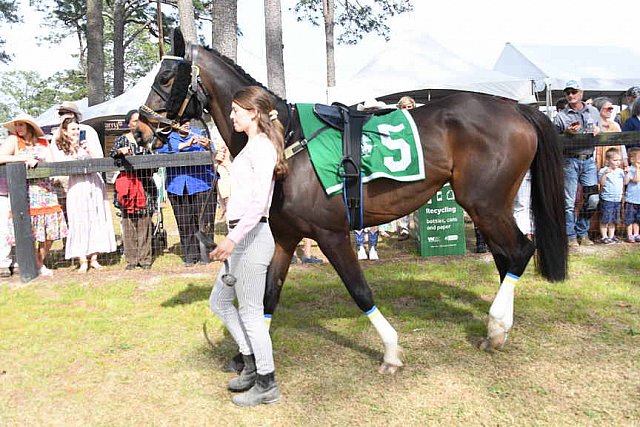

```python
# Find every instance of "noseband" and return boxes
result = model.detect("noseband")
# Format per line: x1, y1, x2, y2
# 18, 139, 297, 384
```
140, 53, 208, 140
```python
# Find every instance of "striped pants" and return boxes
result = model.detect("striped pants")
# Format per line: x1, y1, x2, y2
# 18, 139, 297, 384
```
209, 223, 276, 374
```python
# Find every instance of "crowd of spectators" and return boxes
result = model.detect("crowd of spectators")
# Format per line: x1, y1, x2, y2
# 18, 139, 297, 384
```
554, 82, 640, 248
2, 82, 640, 277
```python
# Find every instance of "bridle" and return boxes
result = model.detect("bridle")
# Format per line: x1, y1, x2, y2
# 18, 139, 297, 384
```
139, 51, 208, 141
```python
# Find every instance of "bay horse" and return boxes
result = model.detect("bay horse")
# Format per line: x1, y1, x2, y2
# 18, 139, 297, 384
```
138, 30, 567, 374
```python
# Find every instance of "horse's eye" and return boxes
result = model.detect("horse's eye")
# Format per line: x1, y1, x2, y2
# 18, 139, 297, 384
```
158, 71, 173, 85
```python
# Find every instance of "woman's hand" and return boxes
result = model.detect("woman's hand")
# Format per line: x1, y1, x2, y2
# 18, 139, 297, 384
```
210, 237, 235, 262
24, 156, 38, 168
214, 143, 227, 163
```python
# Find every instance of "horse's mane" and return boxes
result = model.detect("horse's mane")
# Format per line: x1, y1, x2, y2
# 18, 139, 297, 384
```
199, 45, 288, 105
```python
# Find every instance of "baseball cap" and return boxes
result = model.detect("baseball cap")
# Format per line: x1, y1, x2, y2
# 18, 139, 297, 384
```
564, 80, 582, 91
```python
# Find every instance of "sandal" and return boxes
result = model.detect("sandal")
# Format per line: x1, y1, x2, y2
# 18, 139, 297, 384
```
78, 261, 89, 273
90, 260, 103, 270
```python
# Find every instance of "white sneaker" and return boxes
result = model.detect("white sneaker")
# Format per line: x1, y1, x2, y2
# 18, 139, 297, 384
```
39, 265, 53, 277
357, 246, 368, 260
368, 247, 379, 260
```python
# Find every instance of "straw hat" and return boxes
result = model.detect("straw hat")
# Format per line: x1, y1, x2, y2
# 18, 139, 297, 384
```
2, 113, 45, 137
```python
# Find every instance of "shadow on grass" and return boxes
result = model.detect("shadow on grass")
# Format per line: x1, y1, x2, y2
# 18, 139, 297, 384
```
161, 283, 211, 307
161, 281, 489, 367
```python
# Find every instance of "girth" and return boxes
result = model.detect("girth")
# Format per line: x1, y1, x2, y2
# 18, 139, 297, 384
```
312, 103, 394, 230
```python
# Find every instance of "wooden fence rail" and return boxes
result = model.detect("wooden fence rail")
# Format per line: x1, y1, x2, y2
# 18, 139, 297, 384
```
1, 132, 639, 282
0, 152, 213, 282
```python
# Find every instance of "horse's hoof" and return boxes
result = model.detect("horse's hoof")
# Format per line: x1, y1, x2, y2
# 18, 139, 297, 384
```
378, 362, 401, 375
479, 332, 508, 352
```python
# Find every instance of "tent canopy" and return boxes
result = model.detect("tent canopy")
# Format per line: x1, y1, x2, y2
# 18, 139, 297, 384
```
329, 31, 533, 106
494, 43, 640, 102
35, 64, 160, 128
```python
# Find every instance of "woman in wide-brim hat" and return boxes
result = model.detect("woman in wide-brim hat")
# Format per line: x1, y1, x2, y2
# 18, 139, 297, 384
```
0, 112, 68, 277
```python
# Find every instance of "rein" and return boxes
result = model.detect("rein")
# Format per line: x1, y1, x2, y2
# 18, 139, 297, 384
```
139, 53, 208, 140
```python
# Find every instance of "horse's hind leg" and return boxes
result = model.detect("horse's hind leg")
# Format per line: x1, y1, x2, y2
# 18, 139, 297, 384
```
315, 228, 402, 374
471, 210, 536, 351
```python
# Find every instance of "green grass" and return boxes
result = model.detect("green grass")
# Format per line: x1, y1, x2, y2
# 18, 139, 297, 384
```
0, 242, 639, 426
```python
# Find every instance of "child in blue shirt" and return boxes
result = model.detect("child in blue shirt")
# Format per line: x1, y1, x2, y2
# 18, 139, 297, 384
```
624, 147, 640, 242
598, 148, 626, 244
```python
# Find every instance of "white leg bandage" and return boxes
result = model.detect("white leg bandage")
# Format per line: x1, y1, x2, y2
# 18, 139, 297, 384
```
489, 273, 518, 331
366, 306, 398, 345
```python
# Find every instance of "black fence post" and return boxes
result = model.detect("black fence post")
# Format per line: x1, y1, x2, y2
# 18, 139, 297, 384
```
6, 163, 38, 282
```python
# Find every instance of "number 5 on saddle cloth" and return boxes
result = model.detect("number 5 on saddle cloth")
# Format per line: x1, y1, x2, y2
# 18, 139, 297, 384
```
313, 103, 395, 230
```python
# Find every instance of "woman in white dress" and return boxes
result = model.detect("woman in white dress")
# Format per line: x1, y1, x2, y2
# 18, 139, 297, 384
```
53, 117, 116, 272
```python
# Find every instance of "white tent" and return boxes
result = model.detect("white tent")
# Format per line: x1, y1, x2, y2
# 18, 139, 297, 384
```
494, 43, 640, 100
329, 31, 533, 105
35, 64, 160, 128
82, 64, 161, 126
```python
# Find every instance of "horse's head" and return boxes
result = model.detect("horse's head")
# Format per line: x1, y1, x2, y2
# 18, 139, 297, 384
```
137, 28, 207, 148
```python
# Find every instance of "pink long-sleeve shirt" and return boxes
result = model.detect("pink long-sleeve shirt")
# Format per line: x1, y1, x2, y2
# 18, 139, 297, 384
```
226, 133, 277, 244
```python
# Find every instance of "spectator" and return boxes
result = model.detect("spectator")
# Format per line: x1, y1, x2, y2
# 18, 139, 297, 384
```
556, 98, 568, 112
615, 86, 640, 128
554, 80, 601, 248
300, 238, 323, 264
624, 147, 640, 242
110, 110, 156, 270
0, 138, 13, 277
50, 101, 100, 210
397, 95, 416, 110
621, 97, 640, 149
156, 121, 215, 267
512, 96, 539, 239
355, 228, 379, 260
0, 113, 68, 276
593, 97, 626, 168
597, 148, 625, 244
394, 95, 416, 240
53, 117, 116, 272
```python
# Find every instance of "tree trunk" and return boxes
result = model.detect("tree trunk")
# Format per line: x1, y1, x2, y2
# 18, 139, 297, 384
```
112, 0, 126, 97
322, 0, 336, 88
264, 0, 286, 98
177, 0, 197, 45
86, 0, 105, 105
211, 0, 237, 61
157, 0, 165, 58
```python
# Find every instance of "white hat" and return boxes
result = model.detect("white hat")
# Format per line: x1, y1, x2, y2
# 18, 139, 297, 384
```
356, 98, 387, 111
56, 101, 83, 121
518, 94, 539, 105
2, 113, 45, 137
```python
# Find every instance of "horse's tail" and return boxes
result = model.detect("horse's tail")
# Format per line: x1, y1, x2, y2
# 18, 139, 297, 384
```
518, 105, 568, 282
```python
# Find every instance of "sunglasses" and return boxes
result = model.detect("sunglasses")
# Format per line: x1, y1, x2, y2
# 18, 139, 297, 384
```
603, 107, 615, 112
58, 111, 72, 116
564, 89, 579, 96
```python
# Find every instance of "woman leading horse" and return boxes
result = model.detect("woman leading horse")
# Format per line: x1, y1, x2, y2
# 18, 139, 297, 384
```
137, 30, 567, 373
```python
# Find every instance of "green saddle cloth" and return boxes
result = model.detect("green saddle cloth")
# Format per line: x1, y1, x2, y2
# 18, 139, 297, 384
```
296, 103, 425, 196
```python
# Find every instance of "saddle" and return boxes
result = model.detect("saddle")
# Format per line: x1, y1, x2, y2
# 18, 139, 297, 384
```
313, 102, 395, 230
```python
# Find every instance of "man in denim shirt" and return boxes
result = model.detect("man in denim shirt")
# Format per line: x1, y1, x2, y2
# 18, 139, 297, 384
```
554, 80, 601, 248
157, 121, 214, 266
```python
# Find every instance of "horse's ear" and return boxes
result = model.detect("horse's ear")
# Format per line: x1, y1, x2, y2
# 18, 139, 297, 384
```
172, 28, 185, 57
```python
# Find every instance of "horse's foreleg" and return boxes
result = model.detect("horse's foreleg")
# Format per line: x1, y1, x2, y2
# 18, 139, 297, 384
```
315, 229, 402, 374
264, 235, 300, 325
473, 214, 535, 352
